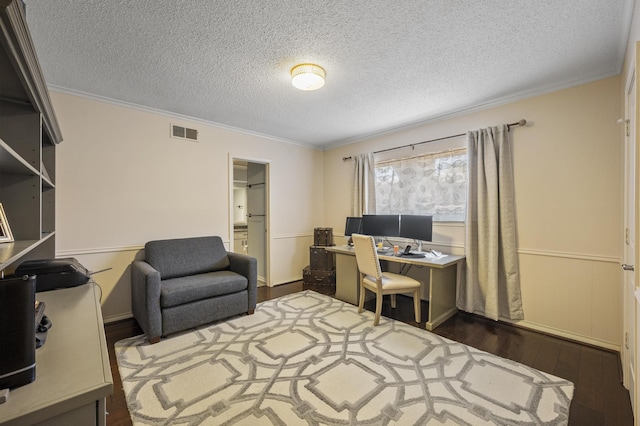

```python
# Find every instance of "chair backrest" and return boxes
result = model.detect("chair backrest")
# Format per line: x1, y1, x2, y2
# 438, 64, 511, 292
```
352, 234, 382, 282
145, 236, 230, 279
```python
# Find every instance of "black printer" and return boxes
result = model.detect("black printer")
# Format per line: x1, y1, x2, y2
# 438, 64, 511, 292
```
15, 258, 91, 292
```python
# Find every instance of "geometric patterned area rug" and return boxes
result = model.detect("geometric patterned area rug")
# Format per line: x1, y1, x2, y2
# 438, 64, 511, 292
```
115, 291, 574, 425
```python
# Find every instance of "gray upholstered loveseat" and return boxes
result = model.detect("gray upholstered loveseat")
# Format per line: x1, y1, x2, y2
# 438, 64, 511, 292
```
131, 236, 257, 344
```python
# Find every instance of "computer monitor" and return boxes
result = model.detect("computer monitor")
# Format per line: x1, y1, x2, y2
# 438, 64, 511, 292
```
399, 214, 433, 242
361, 215, 400, 237
344, 217, 363, 236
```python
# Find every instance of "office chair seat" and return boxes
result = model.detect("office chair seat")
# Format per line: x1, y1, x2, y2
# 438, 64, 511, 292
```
363, 273, 421, 290
352, 234, 422, 326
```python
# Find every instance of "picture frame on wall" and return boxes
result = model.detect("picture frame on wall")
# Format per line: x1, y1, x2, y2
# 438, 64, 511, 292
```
0, 203, 14, 243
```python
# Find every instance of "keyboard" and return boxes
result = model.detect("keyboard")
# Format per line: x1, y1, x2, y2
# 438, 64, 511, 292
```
400, 253, 426, 258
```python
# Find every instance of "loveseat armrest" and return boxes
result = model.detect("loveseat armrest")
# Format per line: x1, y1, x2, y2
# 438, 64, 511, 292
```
131, 260, 162, 342
227, 252, 258, 313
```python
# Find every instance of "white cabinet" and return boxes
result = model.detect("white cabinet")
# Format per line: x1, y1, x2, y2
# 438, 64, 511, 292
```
234, 228, 248, 255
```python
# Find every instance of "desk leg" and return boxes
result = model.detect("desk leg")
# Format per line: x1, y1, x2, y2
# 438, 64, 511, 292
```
426, 264, 458, 331
98, 397, 107, 426
334, 254, 359, 305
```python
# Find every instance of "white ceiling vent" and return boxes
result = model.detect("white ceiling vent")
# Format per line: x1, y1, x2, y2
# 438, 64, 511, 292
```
171, 124, 198, 142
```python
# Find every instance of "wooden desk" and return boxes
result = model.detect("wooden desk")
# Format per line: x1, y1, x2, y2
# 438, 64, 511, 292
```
325, 245, 465, 331
0, 283, 113, 426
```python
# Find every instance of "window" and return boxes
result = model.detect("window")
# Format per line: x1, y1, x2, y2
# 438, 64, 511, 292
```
375, 148, 467, 221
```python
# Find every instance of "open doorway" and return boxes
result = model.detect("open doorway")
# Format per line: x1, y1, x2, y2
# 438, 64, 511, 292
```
230, 157, 270, 287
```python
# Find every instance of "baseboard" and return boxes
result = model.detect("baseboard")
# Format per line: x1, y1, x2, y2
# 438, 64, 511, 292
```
273, 276, 303, 286
104, 312, 134, 324
503, 318, 621, 352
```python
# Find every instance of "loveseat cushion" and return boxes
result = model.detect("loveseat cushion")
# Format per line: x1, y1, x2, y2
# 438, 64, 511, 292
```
146, 236, 230, 279
160, 271, 247, 308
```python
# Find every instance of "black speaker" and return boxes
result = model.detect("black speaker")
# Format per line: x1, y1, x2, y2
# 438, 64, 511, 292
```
0, 275, 36, 389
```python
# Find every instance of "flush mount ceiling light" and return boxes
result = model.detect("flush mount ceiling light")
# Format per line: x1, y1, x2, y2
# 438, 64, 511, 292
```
291, 63, 325, 91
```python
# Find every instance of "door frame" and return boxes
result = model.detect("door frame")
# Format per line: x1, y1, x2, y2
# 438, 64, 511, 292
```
623, 41, 640, 422
633, 42, 640, 421
623, 65, 636, 402
229, 154, 271, 287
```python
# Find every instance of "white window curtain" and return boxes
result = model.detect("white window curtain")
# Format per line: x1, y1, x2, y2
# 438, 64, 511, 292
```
375, 148, 467, 221
352, 153, 376, 216
459, 125, 523, 321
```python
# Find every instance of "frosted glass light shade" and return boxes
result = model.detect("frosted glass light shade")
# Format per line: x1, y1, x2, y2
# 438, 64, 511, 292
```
291, 63, 325, 91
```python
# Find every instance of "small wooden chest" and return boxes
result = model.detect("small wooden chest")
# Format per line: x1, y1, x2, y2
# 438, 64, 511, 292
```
309, 246, 335, 271
313, 227, 334, 247
303, 266, 336, 286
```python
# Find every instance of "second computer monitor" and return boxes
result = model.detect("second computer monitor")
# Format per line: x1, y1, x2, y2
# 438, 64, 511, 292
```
399, 214, 433, 242
361, 215, 400, 237
344, 217, 363, 236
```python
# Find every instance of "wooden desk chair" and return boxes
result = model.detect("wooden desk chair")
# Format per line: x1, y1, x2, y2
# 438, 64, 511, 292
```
352, 233, 422, 325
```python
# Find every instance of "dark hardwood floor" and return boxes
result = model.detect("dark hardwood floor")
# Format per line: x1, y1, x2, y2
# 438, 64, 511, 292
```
105, 282, 634, 425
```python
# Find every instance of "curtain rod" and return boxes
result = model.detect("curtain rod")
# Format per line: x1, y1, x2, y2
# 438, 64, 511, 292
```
342, 119, 527, 161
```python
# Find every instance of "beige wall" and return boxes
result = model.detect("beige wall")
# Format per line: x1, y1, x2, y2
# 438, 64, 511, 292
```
323, 76, 623, 349
53, 75, 624, 348
52, 91, 323, 321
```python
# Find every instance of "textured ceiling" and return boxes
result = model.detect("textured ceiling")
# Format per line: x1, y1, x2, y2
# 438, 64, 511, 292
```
23, 0, 634, 149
